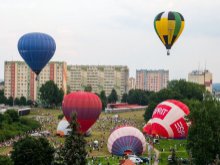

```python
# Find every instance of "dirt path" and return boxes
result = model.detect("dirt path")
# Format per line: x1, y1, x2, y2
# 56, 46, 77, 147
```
153, 147, 160, 165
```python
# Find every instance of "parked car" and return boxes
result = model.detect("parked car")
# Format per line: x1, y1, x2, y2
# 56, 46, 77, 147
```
139, 156, 150, 163
179, 158, 189, 164
128, 157, 143, 164
40, 130, 50, 136
128, 154, 138, 158
30, 132, 42, 137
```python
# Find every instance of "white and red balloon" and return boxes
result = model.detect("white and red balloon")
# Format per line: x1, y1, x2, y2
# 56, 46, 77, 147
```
151, 99, 190, 139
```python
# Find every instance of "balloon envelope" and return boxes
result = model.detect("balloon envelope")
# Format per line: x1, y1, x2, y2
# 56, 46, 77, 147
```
154, 11, 184, 55
18, 32, 56, 76
151, 99, 190, 139
62, 91, 102, 133
143, 119, 152, 135
107, 126, 146, 156
56, 117, 70, 136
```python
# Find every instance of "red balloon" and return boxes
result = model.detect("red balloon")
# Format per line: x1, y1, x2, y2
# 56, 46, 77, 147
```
143, 119, 152, 135
62, 91, 102, 133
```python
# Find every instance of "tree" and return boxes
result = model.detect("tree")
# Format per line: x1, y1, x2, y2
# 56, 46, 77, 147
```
20, 96, 27, 105
0, 89, 6, 104
58, 114, 64, 120
5, 109, 19, 122
186, 96, 220, 164
127, 89, 152, 105
108, 89, 118, 103
14, 97, 20, 106
27, 100, 33, 106
7, 96, 14, 106
99, 90, 107, 110
61, 113, 87, 165
143, 101, 158, 122
84, 85, 92, 92
11, 136, 55, 165
168, 79, 205, 101
67, 85, 71, 94
121, 93, 128, 103
39, 80, 64, 108
56, 88, 64, 106
0, 155, 13, 165
0, 113, 4, 128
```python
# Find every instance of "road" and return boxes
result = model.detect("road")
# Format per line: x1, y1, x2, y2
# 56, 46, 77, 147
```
153, 147, 160, 165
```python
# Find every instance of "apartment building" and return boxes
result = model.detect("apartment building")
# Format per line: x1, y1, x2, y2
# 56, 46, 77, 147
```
188, 70, 212, 92
67, 65, 129, 98
136, 69, 169, 92
128, 77, 136, 91
4, 61, 67, 101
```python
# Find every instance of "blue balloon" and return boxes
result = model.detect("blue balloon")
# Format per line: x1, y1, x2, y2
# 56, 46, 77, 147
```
18, 32, 56, 77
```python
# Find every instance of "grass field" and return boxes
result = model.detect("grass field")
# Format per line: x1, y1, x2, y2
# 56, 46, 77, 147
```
154, 139, 188, 164
0, 108, 189, 164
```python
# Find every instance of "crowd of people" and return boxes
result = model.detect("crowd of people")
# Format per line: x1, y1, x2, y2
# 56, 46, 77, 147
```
0, 109, 146, 160
87, 113, 145, 157
0, 128, 42, 148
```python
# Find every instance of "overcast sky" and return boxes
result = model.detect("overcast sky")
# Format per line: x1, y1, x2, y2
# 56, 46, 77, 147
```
0, 0, 220, 82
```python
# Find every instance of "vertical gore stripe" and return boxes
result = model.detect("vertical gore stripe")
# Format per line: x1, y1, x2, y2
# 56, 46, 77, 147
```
168, 11, 175, 20
173, 12, 182, 36
156, 12, 164, 21
178, 12, 184, 21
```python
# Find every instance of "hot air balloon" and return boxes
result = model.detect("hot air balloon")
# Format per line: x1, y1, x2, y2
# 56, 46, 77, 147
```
18, 32, 56, 80
56, 117, 71, 137
62, 91, 102, 133
151, 99, 190, 139
143, 119, 152, 136
107, 126, 146, 156
154, 11, 184, 55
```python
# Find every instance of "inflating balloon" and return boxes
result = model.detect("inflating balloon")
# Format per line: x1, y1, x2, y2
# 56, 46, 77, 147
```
154, 11, 185, 55
143, 119, 152, 136
18, 32, 56, 80
56, 117, 70, 136
151, 99, 190, 139
62, 91, 102, 133
107, 126, 146, 156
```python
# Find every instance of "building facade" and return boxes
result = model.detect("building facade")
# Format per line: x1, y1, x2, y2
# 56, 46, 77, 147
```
188, 70, 212, 92
67, 65, 129, 98
136, 69, 169, 92
128, 77, 136, 91
4, 61, 67, 101
0, 82, 4, 90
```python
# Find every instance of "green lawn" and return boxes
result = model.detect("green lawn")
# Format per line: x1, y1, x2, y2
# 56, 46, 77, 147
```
0, 108, 189, 164
154, 139, 187, 153
154, 139, 188, 164
87, 156, 121, 165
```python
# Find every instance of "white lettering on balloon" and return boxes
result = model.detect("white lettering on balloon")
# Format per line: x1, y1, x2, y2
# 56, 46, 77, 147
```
153, 107, 168, 116
174, 122, 185, 136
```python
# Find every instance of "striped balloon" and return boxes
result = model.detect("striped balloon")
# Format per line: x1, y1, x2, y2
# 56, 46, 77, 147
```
154, 11, 185, 55
151, 100, 190, 139
107, 126, 146, 156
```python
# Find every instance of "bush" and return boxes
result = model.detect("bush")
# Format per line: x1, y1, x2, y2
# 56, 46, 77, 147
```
11, 136, 55, 165
0, 117, 40, 142
0, 155, 13, 165
5, 109, 19, 122
58, 114, 64, 120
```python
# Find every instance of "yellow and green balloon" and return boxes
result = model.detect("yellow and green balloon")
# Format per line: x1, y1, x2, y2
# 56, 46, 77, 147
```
154, 11, 185, 55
